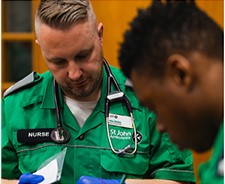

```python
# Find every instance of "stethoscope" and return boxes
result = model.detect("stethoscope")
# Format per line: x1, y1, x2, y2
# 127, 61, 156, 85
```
103, 59, 137, 155
51, 59, 137, 156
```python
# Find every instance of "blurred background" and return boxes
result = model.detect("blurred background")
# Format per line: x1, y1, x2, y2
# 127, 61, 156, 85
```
1, 1, 223, 183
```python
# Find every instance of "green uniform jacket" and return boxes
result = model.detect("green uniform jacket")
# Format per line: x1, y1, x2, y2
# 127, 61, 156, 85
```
199, 122, 224, 184
2, 65, 196, 184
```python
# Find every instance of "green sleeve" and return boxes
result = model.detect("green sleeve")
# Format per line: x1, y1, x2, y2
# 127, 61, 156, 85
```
2, 98, 21, 179
198, 122, 224, 184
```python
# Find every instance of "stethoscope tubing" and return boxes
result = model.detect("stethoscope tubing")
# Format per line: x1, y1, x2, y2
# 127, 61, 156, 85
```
103, 59, 138, 156
54, 80, 62, 128
52, 80, 70, 144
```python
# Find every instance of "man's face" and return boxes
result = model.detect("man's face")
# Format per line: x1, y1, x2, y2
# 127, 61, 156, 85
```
37, 21, 104, 101
130, 66, 216, 152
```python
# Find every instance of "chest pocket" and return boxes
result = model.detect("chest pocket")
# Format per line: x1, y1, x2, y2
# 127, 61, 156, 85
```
13, 131, 63, 173
101, 149, 149, 176
100, 107, 150, 176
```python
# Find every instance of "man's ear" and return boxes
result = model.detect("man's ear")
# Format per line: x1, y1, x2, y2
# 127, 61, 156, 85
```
35, 39, 39, 45
167, 54, 193, 89
97, 23, 103, 45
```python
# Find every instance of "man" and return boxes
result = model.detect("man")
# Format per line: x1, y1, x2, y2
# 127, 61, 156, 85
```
2, 0, 196, 184
119, 0, 223, 184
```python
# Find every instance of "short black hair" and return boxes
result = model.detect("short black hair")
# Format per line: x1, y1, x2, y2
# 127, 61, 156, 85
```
119, 0, 223, 78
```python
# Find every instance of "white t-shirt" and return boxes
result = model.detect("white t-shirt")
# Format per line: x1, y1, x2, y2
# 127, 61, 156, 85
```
64, 95, 100, 128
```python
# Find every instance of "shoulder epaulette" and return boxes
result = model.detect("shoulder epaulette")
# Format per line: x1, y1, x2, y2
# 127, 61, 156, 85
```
4, 72, 38, 97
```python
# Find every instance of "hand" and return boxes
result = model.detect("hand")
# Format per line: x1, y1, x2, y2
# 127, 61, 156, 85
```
76, 176, 126, 184
18, 173, 44, 184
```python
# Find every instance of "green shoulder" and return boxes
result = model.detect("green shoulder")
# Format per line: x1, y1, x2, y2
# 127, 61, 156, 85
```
109, 65, 133, 88
3, 72, 43, 97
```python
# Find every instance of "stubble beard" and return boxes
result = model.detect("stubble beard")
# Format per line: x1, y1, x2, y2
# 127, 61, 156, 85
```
64, 69, 103, 99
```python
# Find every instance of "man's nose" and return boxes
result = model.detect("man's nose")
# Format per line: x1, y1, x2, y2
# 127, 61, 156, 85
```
67, 61, 82, 80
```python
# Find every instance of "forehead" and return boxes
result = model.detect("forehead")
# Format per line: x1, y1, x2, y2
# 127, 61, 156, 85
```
38, 21, 97, 56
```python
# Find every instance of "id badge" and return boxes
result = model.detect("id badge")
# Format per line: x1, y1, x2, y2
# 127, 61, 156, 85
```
108, 113, 133, 128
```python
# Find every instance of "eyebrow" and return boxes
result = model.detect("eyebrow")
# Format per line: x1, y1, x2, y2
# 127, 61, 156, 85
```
77, 46, 94, 56
46, 57, 65, 63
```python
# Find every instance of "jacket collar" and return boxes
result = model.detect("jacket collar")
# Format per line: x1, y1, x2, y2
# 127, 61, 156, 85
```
41, 73, 64, 109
